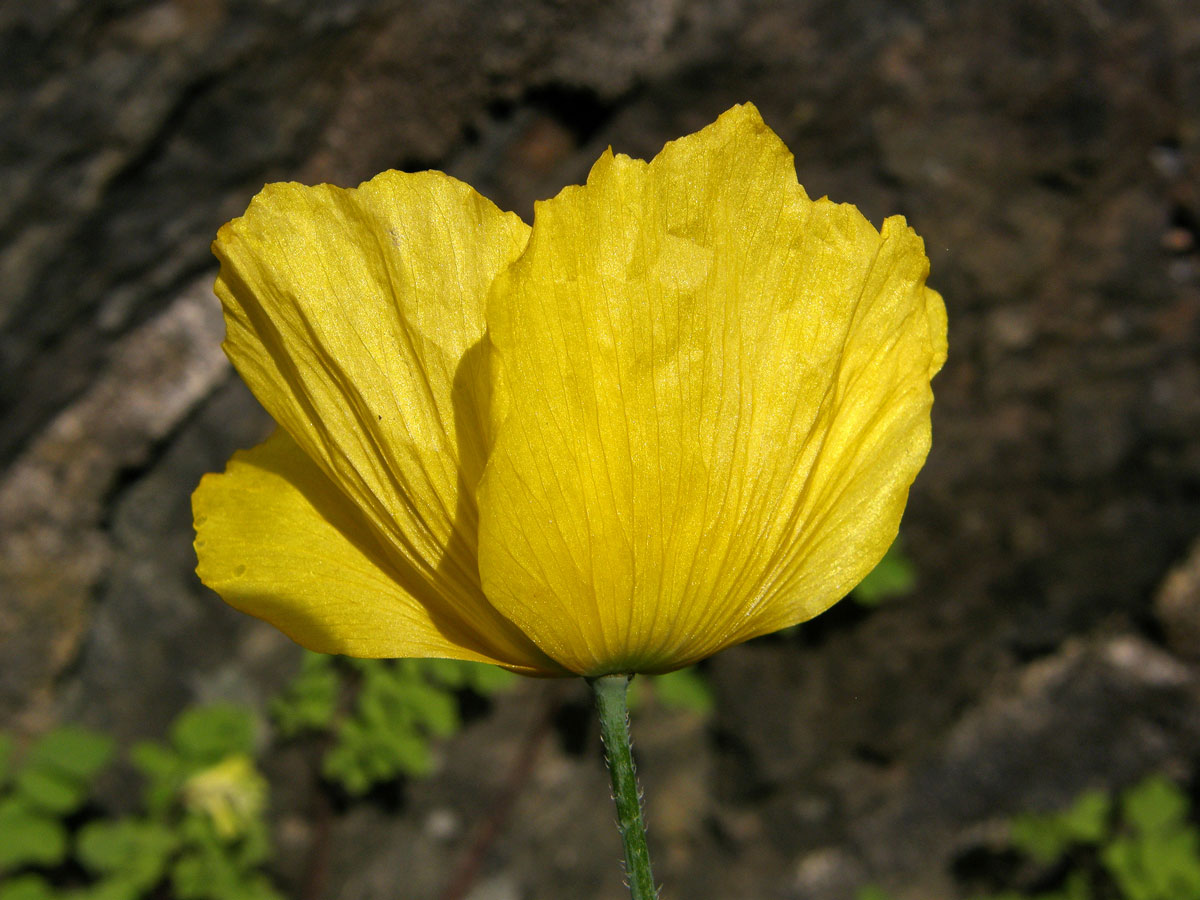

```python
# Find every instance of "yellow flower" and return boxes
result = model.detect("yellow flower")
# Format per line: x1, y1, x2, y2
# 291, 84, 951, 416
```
192, 103, 947, 678
182, 754, 268, 840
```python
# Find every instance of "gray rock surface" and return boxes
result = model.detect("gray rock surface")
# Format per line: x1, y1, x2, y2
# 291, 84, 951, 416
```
0, 277, 232, 729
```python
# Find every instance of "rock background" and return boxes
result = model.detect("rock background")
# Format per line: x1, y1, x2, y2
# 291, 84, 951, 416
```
2, 1, 1200, 898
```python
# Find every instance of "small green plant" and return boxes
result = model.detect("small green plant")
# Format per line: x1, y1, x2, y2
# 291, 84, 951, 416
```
1009, 788, 1112, 864
0, 708, 278, 900
1004, 774, 1200, 900
271, 653, 516, 795
0, 727, 115, 878
270, 652, 716, 795
129, 705, 278, 900
860, 774, 1200, 900
1, 653, 535, 898
1101, 775, 1200, 900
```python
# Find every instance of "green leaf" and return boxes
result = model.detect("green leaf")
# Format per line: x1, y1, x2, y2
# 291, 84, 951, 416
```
363, 664, 456, 736
1043, 869, 1093, 900
272, 655, 515, 795
1066, 869, 1093, 900
130, 741, 185, 818
1057, 790, 1112, 844
171, 846, 239, 900
1104, 839, 1150, 900
854, 541, 916, 606
130, 741, 181, 781
397, 679, 459, 738
462, 661, 516, 694
316, 658, 505, 794
856, 888, 892, 900
388, 729, 435, 776
171, 706, 256, 765
1104, 825, 1200, 900
0, 875, 55, 900
10, 727, 114, 816
76, 818, 176, 887
321, 741, 371, 796
0, 798, 67, 868
171, 837, 280, 900
232, 874, 284, 900
13, 766, 86, 815
72, 875, 150, 900
270, 652, 339, 737
1121, 775, 1188, 837
418, 658, 469, 689
1011, 812, 1073, 865
1011, 790, 1111, 864
229, 819, 272, 867
0, 734, 14, 790
650, 668, 715, 716
1147, 828, 1200, 897
25, 727, 114, 782
324, 718, 433, 793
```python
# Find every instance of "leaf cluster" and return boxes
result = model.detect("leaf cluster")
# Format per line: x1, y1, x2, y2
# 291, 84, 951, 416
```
3, 652, 717, 897
0, 728, 114, 878
859, 774, 1200, 900
270, 654, 516, 795
0, 708, 278, 900
1002, 775, 1200, 900
269, 652, 716, 795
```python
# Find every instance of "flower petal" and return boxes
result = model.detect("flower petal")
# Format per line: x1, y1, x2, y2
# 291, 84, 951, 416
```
193, 429, 557, 673
213, 171, 534, 656
477, 103, 946, 675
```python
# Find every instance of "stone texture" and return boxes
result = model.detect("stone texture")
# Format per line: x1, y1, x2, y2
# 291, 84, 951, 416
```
855, 636, 1200, 898
0, 0, 704, 466
0, 276, 231, 730
1156, 536, 1200, 660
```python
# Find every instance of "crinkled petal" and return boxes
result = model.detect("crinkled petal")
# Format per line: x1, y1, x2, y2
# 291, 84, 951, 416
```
193, 430, 556, 673
477, 103, 946, 675
212, 170, 546, 667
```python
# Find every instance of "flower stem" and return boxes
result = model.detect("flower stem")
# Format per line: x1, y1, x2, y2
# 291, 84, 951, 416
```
590, 674, 658, 900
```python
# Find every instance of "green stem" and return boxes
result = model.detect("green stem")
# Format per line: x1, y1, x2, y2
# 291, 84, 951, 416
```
590, 674, 658, 900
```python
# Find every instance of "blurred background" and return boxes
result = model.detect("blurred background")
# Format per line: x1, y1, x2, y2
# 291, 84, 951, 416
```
2, 1, 1199, 899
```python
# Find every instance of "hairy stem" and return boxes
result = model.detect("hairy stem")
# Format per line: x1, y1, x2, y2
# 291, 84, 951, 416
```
590, 674, 657, 900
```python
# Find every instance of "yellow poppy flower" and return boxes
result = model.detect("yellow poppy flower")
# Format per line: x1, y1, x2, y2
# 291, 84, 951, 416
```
193, 103, 947, 678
